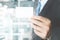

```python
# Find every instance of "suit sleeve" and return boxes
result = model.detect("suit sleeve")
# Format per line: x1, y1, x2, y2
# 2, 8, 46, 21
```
32, 29, 42, 40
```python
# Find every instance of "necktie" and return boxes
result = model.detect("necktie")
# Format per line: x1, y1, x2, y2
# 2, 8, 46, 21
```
36, 1, 41, 16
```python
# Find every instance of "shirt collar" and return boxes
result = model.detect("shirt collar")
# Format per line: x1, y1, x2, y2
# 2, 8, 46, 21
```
39, 0, 48, 2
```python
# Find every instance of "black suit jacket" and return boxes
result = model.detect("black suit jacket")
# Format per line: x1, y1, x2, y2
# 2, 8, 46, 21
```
32, 0, 60, 40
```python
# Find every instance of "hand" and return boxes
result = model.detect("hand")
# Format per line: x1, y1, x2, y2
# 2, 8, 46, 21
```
31, 16, 51, 39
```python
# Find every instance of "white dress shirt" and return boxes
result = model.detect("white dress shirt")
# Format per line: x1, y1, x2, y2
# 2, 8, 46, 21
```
39, 0, 48, 12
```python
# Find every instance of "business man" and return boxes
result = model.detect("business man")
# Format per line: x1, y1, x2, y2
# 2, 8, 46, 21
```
31, 0, 60, 40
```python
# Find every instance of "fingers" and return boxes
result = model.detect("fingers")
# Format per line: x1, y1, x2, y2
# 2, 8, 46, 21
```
30, 16, 51, 39
34, 30, 47, 39
31, 19, 49, 31
32, 16, 51, 26
32, 24, 49, 34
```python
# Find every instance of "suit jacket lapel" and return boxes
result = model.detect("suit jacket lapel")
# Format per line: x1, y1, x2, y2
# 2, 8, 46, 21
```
39, 0, 53, 17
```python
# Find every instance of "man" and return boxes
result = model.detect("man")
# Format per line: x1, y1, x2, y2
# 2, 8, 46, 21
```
31, 0, 60, 40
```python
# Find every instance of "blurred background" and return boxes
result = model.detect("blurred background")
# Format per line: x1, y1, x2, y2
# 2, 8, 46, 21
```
0, 0, 38, 8
0, 0, 38, 40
